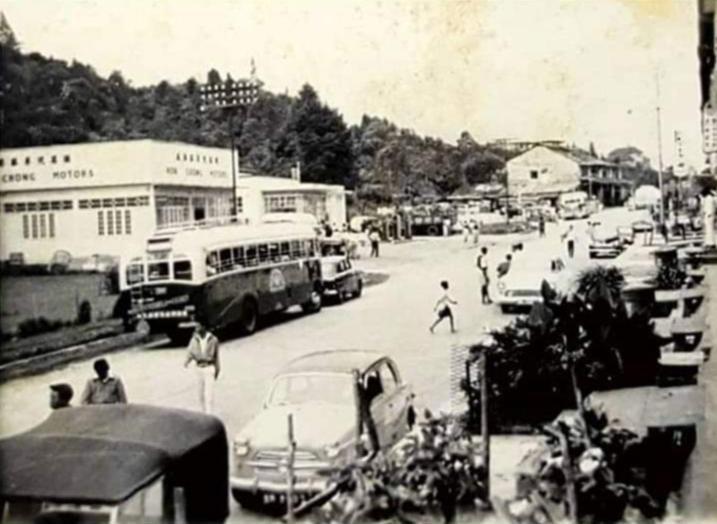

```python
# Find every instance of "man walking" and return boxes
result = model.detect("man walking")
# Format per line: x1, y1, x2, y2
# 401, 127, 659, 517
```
477, 246, 491, 304
562, 224, 576, 258
369, 228, 381, 257
81, 359, 127, 405
184, 319, 221, 414
430, 280, 458, 333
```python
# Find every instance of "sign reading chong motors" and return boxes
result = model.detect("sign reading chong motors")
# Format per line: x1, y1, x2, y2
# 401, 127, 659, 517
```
52, 169, 95, 180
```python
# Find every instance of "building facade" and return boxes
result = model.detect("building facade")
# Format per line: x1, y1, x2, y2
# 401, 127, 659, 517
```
506, 146, 632, 205
0, 140, 347, 265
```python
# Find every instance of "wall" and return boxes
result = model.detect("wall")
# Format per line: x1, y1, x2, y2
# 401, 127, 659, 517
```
506, 146, 580, 196
0, 185, 153, 264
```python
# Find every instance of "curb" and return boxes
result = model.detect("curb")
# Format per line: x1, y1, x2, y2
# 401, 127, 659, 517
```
0, 331, 149, 383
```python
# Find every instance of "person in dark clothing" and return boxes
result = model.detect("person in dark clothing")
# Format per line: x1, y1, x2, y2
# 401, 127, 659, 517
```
477, 247, 491, 304
49, 383, 74, 409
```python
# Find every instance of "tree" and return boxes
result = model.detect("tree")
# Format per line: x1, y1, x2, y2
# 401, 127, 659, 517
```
206, 68, 222, 85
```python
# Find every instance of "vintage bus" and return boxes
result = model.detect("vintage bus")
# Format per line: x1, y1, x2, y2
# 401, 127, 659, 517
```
120, 221, 323, 344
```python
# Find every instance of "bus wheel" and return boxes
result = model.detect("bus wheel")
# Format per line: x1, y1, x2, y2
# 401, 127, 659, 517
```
167, 328, 192, 346
302, 290, 322, 314
239, 298, 258, 335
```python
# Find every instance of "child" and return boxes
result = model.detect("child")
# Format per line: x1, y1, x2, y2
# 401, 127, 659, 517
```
430, 281, 457, 333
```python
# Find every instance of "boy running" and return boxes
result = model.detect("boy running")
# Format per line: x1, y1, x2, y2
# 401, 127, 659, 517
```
430, 281, 457, 333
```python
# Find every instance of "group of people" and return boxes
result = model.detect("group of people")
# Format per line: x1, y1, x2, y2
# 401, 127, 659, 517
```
49, 318, 221, 415
428, 243, 520, 334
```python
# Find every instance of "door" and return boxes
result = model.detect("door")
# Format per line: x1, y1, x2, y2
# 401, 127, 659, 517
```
377, 360, 410, 443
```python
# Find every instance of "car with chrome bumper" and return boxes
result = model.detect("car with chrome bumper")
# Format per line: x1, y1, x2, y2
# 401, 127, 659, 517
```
230, 350, 413, 507
320, 255, 363, 303
496, 270, 559, 313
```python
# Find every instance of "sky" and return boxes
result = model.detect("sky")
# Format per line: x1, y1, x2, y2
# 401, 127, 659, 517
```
0, 0, 704, 168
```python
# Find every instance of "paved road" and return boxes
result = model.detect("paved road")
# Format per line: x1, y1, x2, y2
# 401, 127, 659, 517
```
0, 218, 591, 521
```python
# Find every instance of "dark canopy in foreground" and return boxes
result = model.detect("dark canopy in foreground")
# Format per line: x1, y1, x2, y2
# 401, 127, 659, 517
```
0, 404, 229, 521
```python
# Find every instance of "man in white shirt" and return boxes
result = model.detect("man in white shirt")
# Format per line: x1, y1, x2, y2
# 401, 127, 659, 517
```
184, 319, 221, 414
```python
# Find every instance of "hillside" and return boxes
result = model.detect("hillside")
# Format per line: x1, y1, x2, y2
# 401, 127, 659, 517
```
0, 43, 511, 198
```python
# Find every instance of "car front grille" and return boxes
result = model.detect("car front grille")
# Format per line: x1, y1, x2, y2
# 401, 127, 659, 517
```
255, 449, 319, 462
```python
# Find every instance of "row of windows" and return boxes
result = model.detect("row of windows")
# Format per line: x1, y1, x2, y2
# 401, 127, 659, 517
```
176, 152, 221, 164
207, 239, 318, 275
0, 154, 71, 168
98, 210, 133, 236
22, 213, 56, 240
265, 195, 297, 212
4, 200, 73, 213
79, 196, 150, 209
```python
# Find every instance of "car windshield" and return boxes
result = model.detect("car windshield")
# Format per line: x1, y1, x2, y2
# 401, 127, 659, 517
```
321, 261, 339, 278
268, 373, 354, 406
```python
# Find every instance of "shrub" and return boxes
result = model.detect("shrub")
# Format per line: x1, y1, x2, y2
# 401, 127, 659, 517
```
17, 317, 65, 338
77, 300, 92, 325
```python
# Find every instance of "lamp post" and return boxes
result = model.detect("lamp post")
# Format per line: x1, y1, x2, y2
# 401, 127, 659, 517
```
199, 76, 261, 217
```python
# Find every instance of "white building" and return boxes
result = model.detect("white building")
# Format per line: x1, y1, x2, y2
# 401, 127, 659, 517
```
506, 146, 631, 206
0, 140, 347, 265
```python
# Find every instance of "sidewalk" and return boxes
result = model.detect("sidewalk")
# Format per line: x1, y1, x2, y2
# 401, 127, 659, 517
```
683, 265, 717, 522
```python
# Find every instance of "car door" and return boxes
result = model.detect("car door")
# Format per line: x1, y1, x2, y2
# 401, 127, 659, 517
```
363, 368, 390, 448
344, 259, 357, 294
377, 360, 411, 443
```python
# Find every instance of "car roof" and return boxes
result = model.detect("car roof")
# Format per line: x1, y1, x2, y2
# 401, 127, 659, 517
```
281, 350, 385, 375
0, 405, 226, 504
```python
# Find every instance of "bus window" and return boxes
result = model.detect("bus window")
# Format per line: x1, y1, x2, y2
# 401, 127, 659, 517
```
206, 252, 219, 276
290, 240, 301, 259
174, 260, 192, 281
232, 246, 245, 268
303, 240, 314, 257
258, 244, 269, 264
148, 262, 169, 281
245, 245, 258, 267
219, 249, 232, 272
280, 242, 291, 261
126, 264, 144, 286
269, 243, 280, 262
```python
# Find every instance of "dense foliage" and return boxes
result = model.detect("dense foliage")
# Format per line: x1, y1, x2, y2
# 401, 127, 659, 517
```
0, 44, 511, 197
302, 412, 487, 524
498, 406, 665, 523
463, 267, 661, 432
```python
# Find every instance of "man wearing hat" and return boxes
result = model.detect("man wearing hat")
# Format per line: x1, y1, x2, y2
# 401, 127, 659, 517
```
184, 318, 221, 414
49, 383, 74, 409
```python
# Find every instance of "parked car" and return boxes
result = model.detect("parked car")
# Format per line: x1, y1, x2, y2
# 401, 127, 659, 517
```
320, 255, 363, 303
231, 350, 413, 507
588, 224, 624, 259
496, 269, 561, 313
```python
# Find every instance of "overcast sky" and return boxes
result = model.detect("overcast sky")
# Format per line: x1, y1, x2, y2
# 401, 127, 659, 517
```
0, 0, 703, 168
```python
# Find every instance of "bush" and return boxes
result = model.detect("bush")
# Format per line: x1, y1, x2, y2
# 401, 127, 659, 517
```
17, 317, 65, 338
77, 300, 92, 325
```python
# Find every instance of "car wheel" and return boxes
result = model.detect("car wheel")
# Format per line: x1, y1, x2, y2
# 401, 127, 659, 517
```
354, 280, 363, 298
500, 305, 511, 314
167, 328, 192, 346
239, 297, 258, 335
301, 288, 322, 314
232, 489, 259, 508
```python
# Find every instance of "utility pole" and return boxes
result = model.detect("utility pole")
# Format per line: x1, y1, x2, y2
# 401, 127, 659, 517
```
655, 71, 666, 226
479, 349, 490, 502
199, 73, 261, 217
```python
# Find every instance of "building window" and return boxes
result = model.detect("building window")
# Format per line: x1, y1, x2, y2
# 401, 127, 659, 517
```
62, 200, 73, 210
0, 159, 4, 167
31, 214, 38, 239
183, 153, 187, 161
125, 210, 132, 234
38, 156, 44, 164
115, 209, 123, 235
25, 157, 31, 165
236, 197, 243, 214
28, 202, 37, 211
3, 203, 14, 213
22, 215, 29, 239
107, 209, 114, 235
49, 213, 55, 238
98, 211, 104, 236
79, 200, 89, 209
102, 198, 113, 207
11, 158, 17, 166
64, 155, 71, 163
190, 155, 194, 162
39, 201, 50, 211
39, 214, 46, 238
51, 155, 57, 164
530, 170, 539, 179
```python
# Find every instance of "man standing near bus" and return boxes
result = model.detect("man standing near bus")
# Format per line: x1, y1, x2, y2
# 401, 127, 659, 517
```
184, 319, 221, 415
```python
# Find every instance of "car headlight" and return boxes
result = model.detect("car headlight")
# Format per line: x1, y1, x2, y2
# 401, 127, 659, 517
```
325, 444, 341, 459
234, 439, 250, 457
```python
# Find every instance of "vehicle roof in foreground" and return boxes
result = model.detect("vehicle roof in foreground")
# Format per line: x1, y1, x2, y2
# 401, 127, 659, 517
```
281, 350, 384, 375
0, 404, 225, 505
